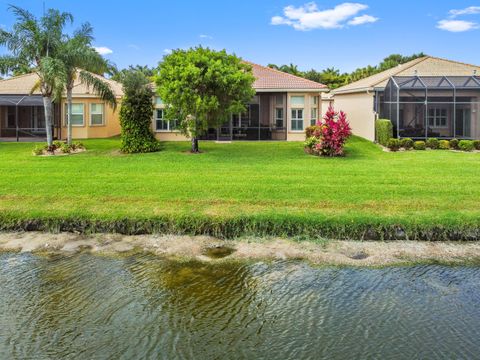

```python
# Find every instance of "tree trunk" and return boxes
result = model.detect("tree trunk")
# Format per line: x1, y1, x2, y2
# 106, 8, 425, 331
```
67, 88, 73, 145
191, 137, 199, 153
43, 96, 54, 146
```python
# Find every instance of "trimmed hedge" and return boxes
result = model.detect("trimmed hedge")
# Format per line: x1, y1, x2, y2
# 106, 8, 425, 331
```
375, 119, 393, 146
414, 141, 426, 150
458, 140, 474, 152
439, 140, 450, 150
400, 138, 414, 150
473, 140, 480, 150
426, 138, 439, 149
387, 138, 401, 151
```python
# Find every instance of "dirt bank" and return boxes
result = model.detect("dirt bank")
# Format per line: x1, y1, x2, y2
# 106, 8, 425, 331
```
1, 232, 480, 266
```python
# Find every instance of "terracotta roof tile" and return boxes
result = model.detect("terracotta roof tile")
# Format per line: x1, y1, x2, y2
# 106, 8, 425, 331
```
245, 61, 327, 91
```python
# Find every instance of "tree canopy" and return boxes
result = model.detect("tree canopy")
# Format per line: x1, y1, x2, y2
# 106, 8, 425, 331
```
155, 47, 256, 152
268, 53, 427, 89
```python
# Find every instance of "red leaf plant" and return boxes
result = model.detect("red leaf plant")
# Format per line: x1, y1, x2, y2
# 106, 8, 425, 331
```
305, 106, 352, 157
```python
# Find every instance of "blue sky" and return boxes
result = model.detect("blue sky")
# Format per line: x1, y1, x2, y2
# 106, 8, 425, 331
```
1, 0, 479, 72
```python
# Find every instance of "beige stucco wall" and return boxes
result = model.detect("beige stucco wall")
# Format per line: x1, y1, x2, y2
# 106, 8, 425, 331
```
333, 92, 376, 141
59, 97, 121, 140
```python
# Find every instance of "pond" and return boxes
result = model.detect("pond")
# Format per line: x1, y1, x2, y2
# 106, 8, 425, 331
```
0, 252, 479, 359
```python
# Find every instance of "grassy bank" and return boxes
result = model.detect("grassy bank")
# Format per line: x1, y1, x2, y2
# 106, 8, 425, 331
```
0, 137, 479, 240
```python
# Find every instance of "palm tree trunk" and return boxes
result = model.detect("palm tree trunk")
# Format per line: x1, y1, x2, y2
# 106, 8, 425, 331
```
66, 87, 73, 145
42, 96, 54, 146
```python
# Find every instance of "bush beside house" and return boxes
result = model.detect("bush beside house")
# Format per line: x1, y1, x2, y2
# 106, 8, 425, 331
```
304, 106, 352, 157
375, 119, 393, 146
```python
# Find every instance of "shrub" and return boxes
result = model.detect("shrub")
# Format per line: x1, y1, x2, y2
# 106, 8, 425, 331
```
414, 141, 426, 150
305, 125, 321, 139
71, 141, 85, 150
52, 140, 64, 150
304, 136, 319, 153
439, 140, 450, 150
120, 70, 161, 153
458, 140, 474, 152
375, 119, 393, 146
309, 106, 352, 157
426, 138, 439, 149
400, 137, 414, 150
473, 140, 480, 150
387, 138, 401, 152
60, 144, 72, 154
449, 138, 459, 150
32, 145, 45, 156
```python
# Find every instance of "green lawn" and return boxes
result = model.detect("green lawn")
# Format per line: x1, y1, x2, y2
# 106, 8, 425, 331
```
0, 137, 479, 238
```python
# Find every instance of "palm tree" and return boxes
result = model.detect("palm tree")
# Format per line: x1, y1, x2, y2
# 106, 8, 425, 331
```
58, 24, 117, 144
0, 5, 72, 146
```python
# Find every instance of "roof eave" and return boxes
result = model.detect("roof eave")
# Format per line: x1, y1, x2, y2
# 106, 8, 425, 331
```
255, 88, 328, 93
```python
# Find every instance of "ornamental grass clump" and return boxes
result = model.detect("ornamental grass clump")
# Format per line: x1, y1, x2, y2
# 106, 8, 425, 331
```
304, 106, 352, 157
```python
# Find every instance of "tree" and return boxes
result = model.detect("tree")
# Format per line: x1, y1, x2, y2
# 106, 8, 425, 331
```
155, 47, 256, 153
110, 65, 156, 83
0, 5, 72, 146
119, 70, 160, 153
58, 23, 117, 144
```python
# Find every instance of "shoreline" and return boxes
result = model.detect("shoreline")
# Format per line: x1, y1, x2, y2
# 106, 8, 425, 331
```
1, 232, 480, 267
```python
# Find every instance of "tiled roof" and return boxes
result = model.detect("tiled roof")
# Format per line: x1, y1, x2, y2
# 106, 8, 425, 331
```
245, 62, 327, 91
0, 71, 123, 97
333, 56, 480, 94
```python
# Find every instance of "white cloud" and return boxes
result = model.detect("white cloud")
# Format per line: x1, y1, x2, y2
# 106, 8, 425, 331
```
270, 2, 378, 30
347, 14, 378, 25
163, 49, 172, 55
199, 34, 213, 39
93, 46, 113, 55
437, 19, 479, 32
449, 6, 480, 18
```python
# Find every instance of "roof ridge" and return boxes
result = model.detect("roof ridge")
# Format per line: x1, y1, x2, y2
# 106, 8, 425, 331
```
0, 71, 38, 83
371, 56, 430, 87
426, 55, 480, 69
244, 60, 327, 88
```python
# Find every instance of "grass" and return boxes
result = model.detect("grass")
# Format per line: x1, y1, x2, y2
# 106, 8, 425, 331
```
0, 136, 479, 239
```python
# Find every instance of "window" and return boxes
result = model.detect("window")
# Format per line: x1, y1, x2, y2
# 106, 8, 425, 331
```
275, 94, 284, 106
291, 109, 304, 131
155, 97, 164, 106
155, 109, 178, 131
310, 107, 317, 126
275, 108, 284, 128
291, 96, 304, 131
428, 108, 448, 128
155, 109, 168, 131
291, 96, 305, 107
90, 104, 105, 126
64, 103, 84, 126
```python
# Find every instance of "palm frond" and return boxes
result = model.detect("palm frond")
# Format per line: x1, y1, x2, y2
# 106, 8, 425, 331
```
73, 22, 94, 43
79, 70, 117, 109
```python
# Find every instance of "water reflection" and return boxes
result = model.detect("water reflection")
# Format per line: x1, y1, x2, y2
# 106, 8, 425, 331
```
0, 253, 479, 359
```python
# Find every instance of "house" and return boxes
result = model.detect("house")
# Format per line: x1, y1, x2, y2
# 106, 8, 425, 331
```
331, 56, 480, 141
153, 62, 328, 141
0, 62, 328, 142
0, 72, 123, 141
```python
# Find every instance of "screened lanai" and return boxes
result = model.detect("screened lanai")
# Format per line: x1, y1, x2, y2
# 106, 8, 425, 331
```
380, 75, 480, 139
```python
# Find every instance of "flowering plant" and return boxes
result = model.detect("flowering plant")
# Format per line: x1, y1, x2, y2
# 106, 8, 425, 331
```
304, 106, 351, 157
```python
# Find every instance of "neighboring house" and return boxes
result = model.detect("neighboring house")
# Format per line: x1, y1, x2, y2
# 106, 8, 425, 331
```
0, 63, 328, 142
153, 62, 328, 141
331, 56, 480, 141
0, 72, 123, 141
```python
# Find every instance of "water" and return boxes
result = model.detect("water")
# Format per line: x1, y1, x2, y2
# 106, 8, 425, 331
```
0, 252, 479, 359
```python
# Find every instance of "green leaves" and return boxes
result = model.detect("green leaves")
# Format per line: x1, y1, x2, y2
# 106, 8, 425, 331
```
155, 46, 256, 138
